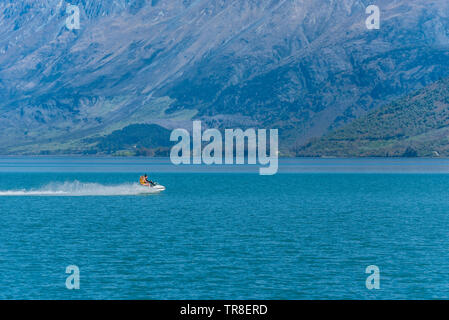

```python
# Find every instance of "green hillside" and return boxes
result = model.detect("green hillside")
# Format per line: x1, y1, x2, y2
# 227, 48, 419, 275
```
92, 124, 172, 156
298, 77, 449, 157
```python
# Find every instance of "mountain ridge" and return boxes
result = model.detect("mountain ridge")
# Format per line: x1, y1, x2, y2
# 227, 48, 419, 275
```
298, 76, 449, 157
1, 0, 449, 155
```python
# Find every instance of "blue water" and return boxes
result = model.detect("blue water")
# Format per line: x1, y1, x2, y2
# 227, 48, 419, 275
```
1, 157, 449, 299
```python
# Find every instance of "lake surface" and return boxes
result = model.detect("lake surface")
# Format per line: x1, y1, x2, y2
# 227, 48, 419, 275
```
1, 157, 449, 299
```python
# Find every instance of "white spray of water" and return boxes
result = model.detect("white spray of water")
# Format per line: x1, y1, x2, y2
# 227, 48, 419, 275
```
0, 181, 162, 196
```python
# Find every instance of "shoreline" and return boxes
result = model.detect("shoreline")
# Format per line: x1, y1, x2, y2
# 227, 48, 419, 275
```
0, 154, 447, 159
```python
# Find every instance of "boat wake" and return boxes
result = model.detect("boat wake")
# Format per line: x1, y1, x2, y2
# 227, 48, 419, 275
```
0, 181, 161, 196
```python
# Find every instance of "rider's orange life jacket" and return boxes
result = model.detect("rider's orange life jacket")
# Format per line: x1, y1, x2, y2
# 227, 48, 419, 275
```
139, 176, 146, 185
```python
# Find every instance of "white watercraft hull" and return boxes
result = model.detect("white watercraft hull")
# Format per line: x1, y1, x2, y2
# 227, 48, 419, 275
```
150, 184, 166, 192
140, 184, 166, 193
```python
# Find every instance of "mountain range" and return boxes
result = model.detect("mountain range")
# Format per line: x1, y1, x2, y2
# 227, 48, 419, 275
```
298, 77, 449, 157
1, 0, 449, 155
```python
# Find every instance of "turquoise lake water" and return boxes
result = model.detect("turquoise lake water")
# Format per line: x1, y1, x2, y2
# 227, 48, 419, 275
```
1, 157, 449, 299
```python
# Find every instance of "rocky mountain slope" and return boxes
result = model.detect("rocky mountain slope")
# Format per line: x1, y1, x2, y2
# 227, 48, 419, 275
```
298, 77, 449, 157
1, 0, 449, 155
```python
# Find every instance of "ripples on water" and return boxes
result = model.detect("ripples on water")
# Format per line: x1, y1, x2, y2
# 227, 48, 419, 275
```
1, 157, 449, 299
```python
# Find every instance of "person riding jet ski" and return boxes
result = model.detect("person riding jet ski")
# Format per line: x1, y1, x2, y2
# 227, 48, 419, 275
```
139, 174, 155, 187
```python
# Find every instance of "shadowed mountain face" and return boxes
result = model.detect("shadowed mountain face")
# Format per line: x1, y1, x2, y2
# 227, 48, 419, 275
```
1, 0, 449, 154
298, 77, 449, 157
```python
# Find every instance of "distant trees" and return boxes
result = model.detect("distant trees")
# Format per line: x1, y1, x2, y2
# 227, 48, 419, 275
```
403, 147, 418, 157
298, 77, 449, 157
95, 123, 172, 155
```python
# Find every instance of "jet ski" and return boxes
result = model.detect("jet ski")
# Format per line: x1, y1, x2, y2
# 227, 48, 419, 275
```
140, 182, 166, 193
149, 183, 166, 192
